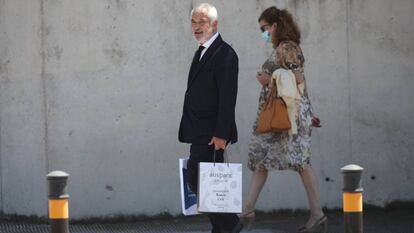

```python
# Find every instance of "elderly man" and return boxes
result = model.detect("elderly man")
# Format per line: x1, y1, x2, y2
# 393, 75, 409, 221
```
178, 3, 242, 233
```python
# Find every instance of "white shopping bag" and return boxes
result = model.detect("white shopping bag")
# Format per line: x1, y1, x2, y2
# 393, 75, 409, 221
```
197, 158, 242, 213
179, 157, 200, 215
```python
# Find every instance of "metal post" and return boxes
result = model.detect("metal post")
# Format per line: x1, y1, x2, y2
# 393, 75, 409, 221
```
341, 164, 364, 233
47, 171, 70, 233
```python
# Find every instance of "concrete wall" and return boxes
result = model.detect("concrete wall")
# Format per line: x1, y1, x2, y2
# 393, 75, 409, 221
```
0, 0, 46, 215
0, 0, 413, 218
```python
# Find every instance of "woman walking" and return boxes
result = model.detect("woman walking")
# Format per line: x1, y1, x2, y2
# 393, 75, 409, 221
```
241, 6, 326, 233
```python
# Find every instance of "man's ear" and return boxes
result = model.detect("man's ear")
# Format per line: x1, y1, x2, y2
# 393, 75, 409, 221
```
212, 20, 218, 30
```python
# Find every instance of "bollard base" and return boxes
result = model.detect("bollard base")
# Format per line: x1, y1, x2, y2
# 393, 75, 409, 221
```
50, 219, 69, 233
344, 212, 363, 233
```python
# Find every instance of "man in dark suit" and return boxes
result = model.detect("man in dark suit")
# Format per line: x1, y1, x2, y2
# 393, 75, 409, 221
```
178, 3, 242, 233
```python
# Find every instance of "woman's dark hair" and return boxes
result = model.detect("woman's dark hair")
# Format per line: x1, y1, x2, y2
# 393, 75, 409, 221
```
258, 6, 279, 25
258, 6, 301, 48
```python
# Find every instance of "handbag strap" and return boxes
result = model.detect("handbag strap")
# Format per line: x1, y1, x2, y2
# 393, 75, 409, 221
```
263, 79, 278, 108
213, 149, 230, 167
270, 78, 279, 98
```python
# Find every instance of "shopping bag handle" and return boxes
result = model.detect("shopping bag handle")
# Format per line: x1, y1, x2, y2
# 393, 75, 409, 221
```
213, 149, 230, 167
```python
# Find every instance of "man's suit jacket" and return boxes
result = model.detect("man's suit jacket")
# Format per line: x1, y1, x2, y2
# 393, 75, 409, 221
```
179, 35, 238, 144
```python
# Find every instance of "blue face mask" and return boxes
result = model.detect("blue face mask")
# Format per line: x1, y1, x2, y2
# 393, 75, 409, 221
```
261, 31, 271, 43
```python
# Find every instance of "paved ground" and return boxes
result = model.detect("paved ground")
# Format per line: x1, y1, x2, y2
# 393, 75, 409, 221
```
1, 208, 413, 233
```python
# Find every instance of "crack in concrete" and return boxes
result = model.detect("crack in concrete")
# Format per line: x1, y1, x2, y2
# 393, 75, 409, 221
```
0, 0, 6, 214
40, 0, 50, 175
346, 0, 353, 161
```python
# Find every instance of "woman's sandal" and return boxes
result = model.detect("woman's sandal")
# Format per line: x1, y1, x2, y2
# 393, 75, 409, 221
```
297, 215, 327, 233
238, 209, 256, 230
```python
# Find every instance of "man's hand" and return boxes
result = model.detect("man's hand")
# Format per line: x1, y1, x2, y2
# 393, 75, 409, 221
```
208, 137, 227, 150
312, 117, 321, 128
257, 72, 271, 86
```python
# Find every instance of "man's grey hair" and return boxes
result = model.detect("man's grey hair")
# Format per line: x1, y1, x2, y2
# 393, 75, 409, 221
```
191, 3, 218, 23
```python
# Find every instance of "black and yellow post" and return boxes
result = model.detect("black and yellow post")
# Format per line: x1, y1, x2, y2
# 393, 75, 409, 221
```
47, 171, 70, 233
341, 164, 364, 233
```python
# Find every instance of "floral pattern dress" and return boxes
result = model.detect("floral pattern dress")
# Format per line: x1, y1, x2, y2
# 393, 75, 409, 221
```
247, 49, 314, 172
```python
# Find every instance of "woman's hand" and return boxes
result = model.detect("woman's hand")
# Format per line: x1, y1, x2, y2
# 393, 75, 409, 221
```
257, 72, 271, 86
312, 117, 321, 128
293, 70, 305, 84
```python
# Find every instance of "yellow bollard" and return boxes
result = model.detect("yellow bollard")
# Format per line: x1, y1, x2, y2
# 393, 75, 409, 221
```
47, 171, 70, 233
341, 164, 364, 233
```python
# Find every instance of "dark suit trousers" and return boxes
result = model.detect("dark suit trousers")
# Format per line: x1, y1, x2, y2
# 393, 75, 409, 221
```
187, 144, 240, 233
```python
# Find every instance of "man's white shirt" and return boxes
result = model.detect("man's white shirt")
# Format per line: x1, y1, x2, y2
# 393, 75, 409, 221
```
199, 32, 219, 60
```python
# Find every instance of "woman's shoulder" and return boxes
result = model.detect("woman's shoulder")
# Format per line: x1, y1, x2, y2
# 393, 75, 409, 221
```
276, 40, 303, 54
278, 40, 300, 47
275, 40, 305, 68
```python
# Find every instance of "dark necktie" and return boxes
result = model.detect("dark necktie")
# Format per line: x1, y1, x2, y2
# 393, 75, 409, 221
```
195, 45, 205, 62
188, 45, 205, 87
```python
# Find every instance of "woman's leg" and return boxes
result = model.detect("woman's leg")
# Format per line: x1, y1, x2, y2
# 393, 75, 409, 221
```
245, 167, 268, 211
298, 165, 325, 227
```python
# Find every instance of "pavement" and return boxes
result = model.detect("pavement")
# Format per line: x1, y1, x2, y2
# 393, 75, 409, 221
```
0, 208, 413, 233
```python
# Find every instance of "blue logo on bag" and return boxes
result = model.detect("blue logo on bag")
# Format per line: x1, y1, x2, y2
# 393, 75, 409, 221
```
182, 168, 197, 209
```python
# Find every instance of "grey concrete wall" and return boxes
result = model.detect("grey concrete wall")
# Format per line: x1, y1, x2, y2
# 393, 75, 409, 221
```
0, 0, 413, 218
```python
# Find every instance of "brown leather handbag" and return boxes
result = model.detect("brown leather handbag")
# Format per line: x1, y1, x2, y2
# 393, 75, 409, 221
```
256, 81, 291, 133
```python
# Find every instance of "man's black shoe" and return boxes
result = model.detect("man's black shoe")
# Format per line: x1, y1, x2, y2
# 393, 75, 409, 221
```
230, 221, 243, 233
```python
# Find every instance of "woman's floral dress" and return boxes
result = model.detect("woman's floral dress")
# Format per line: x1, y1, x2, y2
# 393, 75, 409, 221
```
247, 48, 314, 172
